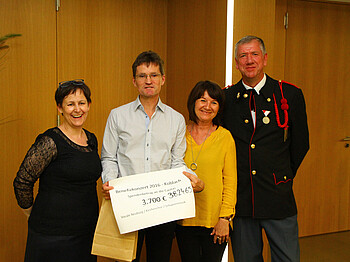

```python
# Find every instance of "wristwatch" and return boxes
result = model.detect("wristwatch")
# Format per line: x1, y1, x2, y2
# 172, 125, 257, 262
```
220, 215, 233, 222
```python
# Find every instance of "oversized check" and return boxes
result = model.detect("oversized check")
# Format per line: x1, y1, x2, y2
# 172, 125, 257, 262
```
109, 167, 195, 234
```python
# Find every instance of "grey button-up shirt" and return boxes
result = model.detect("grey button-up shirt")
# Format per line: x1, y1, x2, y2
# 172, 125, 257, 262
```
101, 97, 186, 183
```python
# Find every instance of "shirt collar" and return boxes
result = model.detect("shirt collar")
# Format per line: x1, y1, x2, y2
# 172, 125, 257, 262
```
242, 74, 266, 95
133, 96, 165, 113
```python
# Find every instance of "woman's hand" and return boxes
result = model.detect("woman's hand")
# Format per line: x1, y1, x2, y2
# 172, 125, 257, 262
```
102, 181, 114, 200
211, 218, 230, 244
183, 171, 204, 192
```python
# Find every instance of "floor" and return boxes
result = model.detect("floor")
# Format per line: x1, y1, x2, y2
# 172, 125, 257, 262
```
299, 230, 350, 261
97, 230, 350, 261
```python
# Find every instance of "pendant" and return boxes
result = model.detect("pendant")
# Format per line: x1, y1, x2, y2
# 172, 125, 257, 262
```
263, 116, 270, 124
190, 162, 197, 171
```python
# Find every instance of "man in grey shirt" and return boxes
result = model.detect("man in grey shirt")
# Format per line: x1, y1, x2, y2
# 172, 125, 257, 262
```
101, 50, 203, 262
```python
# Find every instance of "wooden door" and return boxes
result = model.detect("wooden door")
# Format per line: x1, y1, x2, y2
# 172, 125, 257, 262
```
285, 0, 350, 236
0, 1, 57, 261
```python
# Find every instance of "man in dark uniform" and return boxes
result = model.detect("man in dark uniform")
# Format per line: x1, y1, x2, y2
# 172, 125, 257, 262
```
223, 35, 309, 262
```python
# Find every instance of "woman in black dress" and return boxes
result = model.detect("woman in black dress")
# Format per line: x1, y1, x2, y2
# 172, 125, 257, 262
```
13, 80, 102, 262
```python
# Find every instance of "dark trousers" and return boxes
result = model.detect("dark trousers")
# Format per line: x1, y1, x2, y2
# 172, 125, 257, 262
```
231, 215, 300, 262
132, 221, 177, 262
176, 225, 227, 262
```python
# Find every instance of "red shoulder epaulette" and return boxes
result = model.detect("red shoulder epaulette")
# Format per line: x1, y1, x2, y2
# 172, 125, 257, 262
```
279, 80, 300, 89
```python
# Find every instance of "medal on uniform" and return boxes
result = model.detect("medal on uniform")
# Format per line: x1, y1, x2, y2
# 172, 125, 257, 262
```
263, 116, 270, 124
262, 110, 271, 125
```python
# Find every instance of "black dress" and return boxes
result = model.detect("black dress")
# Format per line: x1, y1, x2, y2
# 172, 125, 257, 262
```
14, 127, 102, 262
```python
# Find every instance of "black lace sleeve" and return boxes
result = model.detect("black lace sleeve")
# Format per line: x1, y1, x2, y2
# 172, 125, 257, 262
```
13, 135, 57, 209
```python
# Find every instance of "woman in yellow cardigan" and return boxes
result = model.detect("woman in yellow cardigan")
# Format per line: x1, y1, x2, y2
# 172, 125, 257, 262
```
176, 80, 237, 262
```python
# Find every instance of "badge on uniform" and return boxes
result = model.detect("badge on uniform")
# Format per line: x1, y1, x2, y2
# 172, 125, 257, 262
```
262, 110, 270, 124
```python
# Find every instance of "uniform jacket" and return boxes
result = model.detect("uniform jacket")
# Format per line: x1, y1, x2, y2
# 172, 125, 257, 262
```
223, 75, 309, 219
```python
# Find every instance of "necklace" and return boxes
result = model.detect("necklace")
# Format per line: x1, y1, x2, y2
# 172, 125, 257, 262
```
189, 123, 212, 171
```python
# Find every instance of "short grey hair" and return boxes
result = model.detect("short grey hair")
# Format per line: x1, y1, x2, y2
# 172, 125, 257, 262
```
235, 35, 266, 59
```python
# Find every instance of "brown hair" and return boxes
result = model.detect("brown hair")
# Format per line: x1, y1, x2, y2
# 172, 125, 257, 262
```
55, 80, 91, 106
132, 50, 165, 77
187, 80, 225, 126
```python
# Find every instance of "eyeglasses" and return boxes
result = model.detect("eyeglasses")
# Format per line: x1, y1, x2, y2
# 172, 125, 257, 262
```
135, 73, 161, 81
59, 79, 85, 88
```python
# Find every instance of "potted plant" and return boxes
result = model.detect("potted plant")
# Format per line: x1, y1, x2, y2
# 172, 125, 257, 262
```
0, 33, 21, 125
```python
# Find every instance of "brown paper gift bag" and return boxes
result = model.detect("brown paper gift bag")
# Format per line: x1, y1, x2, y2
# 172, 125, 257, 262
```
92, 198, 138, 262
